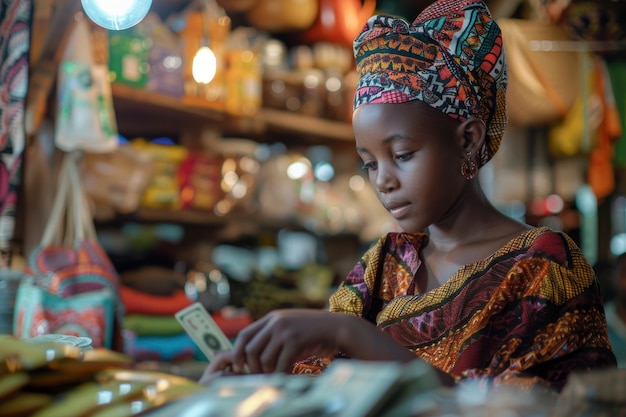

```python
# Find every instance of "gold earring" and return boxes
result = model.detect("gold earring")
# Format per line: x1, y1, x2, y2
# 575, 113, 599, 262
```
461, 151, 478, 180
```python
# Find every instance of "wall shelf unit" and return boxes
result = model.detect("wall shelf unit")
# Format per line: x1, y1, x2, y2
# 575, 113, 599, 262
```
111, 84, 355, 145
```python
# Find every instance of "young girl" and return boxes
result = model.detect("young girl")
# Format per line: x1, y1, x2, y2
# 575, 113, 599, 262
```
203, 0, 616, 391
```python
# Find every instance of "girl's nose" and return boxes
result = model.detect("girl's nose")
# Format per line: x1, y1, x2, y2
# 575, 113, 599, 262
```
375, 166, 398, 193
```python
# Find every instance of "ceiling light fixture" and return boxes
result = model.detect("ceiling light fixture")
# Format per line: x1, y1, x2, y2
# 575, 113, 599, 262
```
81, 0, 152, 31
192, 1, 223, 84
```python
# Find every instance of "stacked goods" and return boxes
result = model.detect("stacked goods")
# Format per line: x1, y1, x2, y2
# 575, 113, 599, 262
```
131, 139, 188, 211
118, 267, 199, 362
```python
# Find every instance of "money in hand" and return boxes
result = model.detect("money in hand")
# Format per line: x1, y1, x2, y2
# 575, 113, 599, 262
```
175, 302, 233, 363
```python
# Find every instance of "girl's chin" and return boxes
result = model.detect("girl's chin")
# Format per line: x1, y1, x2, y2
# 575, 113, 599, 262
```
396, 221, 426, 235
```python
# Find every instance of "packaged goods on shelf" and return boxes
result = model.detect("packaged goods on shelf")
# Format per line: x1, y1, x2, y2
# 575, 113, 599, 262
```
131, 139, 188, 210
108, 28, 150, 88
144, 13, 184, 98
83, 144, 155, 216
177, 152, 224, 211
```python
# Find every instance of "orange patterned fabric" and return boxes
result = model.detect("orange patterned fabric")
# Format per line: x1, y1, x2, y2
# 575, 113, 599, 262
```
353, 0, 507, 168
292, 228, 616, 391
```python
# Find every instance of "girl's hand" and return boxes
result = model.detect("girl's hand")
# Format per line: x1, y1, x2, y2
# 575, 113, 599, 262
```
198, 309, 344, 382
198, 309, 453, 386
200, 309, 427, 378
199, 350, 239, 385
230, 309, 345, 374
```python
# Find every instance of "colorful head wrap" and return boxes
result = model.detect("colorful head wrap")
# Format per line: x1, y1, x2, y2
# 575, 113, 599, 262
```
353, 0, 507, 167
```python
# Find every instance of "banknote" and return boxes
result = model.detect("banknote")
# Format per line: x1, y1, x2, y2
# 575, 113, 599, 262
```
175, 302, 233, 363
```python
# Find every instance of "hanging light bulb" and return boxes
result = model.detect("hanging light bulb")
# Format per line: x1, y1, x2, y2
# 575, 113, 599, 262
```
81, 0, 152, 31
192, 46, 217, 84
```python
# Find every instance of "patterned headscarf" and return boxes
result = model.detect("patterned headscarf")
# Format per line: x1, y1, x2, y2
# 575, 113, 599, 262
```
353, 0, 507, 167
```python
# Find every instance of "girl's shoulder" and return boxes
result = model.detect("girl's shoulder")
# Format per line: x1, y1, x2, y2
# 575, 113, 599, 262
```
513, 226, 584, 269
501, 227, 598, 294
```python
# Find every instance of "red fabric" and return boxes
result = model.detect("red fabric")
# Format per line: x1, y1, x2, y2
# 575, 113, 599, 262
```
212, 310, 253, 339
120, 285, 192, 315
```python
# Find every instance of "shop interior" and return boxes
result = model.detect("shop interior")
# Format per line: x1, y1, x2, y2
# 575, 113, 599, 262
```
1, 0, 626, 415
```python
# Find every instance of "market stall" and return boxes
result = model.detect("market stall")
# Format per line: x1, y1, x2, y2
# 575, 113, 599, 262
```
1, 0, 626, 415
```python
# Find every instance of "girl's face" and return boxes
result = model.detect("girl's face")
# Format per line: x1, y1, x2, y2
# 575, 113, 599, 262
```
353, 101, 469, 234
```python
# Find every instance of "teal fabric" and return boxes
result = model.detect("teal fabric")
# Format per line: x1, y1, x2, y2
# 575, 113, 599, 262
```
128, 332, 201, 362
605, 301, 626, 368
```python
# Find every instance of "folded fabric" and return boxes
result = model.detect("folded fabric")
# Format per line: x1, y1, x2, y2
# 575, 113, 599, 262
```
125, 332, 200, 362
119, 285, 192, 315
120, 266, 186, 296
123, 314, 184, 336
212, 309, 253, 339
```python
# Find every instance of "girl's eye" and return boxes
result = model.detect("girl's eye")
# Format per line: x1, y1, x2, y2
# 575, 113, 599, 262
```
394, 152, 414, 162
361, 161, 377, 171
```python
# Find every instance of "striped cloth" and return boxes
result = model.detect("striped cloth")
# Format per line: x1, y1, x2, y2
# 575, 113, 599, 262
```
0, 0, 32, 258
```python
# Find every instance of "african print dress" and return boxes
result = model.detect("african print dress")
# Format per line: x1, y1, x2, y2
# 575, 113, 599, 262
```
292, 227, 617, 391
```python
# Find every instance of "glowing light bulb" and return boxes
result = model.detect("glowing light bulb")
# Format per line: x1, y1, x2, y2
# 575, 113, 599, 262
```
192, 46, 217, 84
81, 0, 152, 31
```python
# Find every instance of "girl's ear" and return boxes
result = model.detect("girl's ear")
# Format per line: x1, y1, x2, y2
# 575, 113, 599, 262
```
457, 117, 487, 154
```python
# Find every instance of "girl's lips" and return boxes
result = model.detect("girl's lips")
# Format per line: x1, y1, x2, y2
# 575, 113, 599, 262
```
388, 204, 411, 219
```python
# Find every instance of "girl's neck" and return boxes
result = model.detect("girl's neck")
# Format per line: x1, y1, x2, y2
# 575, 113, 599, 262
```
428, 184, 524, 248
425, 192, 531, 268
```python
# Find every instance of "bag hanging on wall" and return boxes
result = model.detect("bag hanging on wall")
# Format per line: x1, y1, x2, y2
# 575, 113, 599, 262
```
499, 18, 581, 127
548, 52, 600, 157
55, 17, 118, 153
14, 153, 122, 349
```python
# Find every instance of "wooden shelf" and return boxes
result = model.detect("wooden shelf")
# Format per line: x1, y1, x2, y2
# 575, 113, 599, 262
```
95, 207, 306, 234
111, 84, 226, 138
258, 108, 354, 142
94, 208, 233, 229
112, 83, 226, 120
103, 84, 358, 233
132, 208, 227, 225
111, 84, 354, 142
